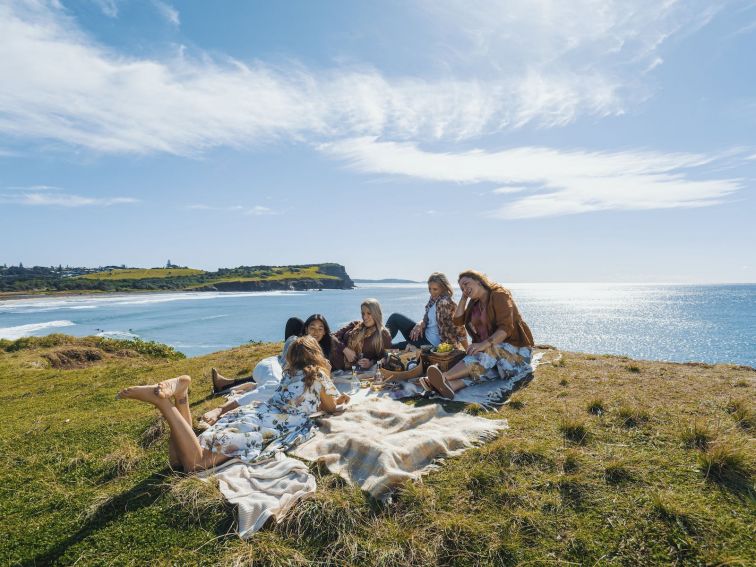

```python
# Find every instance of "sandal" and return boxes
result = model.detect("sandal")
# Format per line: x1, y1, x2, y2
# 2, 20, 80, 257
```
426, 365, 455, 399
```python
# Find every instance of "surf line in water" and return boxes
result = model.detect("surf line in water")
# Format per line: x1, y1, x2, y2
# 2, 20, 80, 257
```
0, 320, 75, 340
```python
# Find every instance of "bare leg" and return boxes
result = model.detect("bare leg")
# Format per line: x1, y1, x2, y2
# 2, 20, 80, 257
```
118, 384, 229, 472
444, 360, 471, 382
156, 376, 193, 468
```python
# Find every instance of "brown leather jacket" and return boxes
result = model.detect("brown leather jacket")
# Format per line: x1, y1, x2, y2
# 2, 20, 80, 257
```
331, 320, 392, 370
453, 285, 534, 348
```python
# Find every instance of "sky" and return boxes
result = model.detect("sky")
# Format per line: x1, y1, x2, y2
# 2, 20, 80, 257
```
1, 0, 755, 283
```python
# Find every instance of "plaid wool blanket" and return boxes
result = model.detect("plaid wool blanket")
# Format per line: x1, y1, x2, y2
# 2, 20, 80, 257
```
291, 397, 508, 500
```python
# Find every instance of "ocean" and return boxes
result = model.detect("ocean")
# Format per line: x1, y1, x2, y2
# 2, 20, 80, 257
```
0, 283, 753, 366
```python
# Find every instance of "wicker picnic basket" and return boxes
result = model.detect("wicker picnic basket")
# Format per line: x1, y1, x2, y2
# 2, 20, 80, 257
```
381, 350, 423, 381
424, 348, 465, 372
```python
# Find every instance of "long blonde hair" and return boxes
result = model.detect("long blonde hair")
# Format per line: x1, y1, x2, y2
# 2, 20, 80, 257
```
348, 298, 386, 354
428, 272, 454, 297
458, 269, 498, 292
285, 335, 329, 389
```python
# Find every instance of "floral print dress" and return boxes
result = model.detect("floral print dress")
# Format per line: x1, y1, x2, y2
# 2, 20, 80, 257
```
462, 342, 533, 386
198, 369, 339, 463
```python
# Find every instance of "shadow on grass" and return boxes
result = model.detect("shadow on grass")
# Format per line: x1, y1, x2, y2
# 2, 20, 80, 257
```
30, 468, 174, 566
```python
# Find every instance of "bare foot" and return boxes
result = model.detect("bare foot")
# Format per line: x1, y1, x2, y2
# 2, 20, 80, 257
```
116, 384, 164, 404
156, 375, 191, 400
211, 367, 234, 391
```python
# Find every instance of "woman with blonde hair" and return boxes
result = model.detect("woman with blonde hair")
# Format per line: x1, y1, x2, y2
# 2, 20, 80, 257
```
332, 298, 392, 370
423, 269, 534, 400
116, 336, 347, 471
386, 272, 467, 349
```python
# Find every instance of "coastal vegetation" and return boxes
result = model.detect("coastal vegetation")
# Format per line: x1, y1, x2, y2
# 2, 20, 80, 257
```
1, 337, 753, 565
0, 263, 351, 295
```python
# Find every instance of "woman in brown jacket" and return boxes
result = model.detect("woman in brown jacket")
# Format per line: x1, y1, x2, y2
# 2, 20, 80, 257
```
424, 269, 534, 399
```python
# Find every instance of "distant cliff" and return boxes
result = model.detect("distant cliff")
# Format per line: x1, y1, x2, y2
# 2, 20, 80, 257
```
0, 263, 354, 295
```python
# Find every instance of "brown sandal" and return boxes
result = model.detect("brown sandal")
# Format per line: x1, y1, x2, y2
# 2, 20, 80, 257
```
426, 365, 455, 399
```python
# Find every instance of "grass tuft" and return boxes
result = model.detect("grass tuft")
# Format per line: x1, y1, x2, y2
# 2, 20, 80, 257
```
603, 460, 634, 484
651, 492, 697, 534
562, 449, 581, 473
278, 488, 367, 546
698, 441, 753, 495
559, 415, 589, 444
617, 404, 650, 427
626, 364, 641, 373
101, 438, 143, 479
725, 399, 753, 430
586, 398, 605, 415
139, 416, 168, 448
165, 475, 230, 527
680, 420, 714, 450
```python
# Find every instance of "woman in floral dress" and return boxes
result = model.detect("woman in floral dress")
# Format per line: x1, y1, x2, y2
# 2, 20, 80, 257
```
117, 336, 347, 472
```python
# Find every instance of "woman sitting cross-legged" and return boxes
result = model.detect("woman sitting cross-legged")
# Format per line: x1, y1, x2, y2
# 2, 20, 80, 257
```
117, 335, 348, 472
386, 272, 467, 350
422, 269, 534, 400
332, 298, 392, 371
211, 313, 339, 393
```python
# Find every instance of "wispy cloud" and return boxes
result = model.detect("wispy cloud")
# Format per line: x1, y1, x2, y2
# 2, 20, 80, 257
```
0, 190, 139, 207
187, 204, 276, 215
320, 137, 744, 219
151, 0, 179, 26
89, 0, 119, 18
0, 1, 722, 155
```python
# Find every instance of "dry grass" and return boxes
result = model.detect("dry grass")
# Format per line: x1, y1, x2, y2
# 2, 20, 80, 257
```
680, 420, 715, 450
1, 341, 754, 566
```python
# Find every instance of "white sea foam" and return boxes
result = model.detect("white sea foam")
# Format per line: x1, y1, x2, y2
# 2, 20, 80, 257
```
0, 290, 307, 313
0, 320, 75, 340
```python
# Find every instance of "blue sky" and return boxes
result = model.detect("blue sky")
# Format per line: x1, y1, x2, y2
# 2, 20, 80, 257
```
1, 0, 755, 282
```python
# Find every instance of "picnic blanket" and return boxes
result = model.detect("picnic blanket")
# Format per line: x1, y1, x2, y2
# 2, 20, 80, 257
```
290, 397, 508, 500
197, 452, 316, 539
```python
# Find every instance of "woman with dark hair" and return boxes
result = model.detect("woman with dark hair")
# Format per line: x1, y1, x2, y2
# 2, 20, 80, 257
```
211, 314, 339, 393
385, 272, 467, 349
116, 336, 347, 471
332, 298, 392, 370
423, 269, 534, 400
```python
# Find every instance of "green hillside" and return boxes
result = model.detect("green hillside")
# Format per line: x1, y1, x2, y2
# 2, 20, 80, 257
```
1, 336, 753, 565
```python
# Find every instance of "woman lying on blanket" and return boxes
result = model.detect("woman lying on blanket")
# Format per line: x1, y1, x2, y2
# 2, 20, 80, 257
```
386, 272, 467, 350
422, 269, 534, 400
117, 336, 349, 471
211, 313, 339, 393
332, 298, 392, 371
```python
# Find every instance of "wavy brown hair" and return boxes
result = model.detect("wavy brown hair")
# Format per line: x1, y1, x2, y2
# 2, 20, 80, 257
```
458, 269, 498, 292
427, 272, 454, 297
285, 335, 329, 389
347, 298, 386, 354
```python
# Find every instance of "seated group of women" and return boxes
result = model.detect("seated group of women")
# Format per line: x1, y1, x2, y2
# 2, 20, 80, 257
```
117, 269, 534, 472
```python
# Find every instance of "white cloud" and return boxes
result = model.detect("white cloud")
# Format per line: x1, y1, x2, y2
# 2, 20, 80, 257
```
492, 186, 528, 194
0, 1, 723, 155
187, 204, 276, 215
89, 0, 119, 18
151, 0, 179, 26
320, 137, 743, 218
0, 190, 139, 207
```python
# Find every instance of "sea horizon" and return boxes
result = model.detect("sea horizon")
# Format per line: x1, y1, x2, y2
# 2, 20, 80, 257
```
1, 283, 754, 367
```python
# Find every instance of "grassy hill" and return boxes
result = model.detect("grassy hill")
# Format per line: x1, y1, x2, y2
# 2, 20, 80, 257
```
0, 263, 352, 295
0, 336, 753, 566
76, 268, 206, 280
